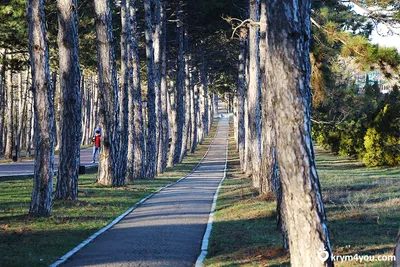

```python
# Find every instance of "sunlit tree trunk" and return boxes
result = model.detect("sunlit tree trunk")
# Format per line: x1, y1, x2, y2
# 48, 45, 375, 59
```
16, 70, 29, 159
0, 51, 6, 156
190, 67, 197, 153
27, 0, 55, 216
144, 0, 156, 178
259, 0, 275, 194
25, 88, 33, 157
169, 3, 185, 166
264, 0, 333, 265
247, 0, 262, 188
5, 67, 13, 159
200, 59, 208, 139
157, 0, 168, 173
237, 29, 247, 169
127, 0, 146, 181
197, 71, 204, 144
94, 0, 121, 186
167, 72, 179, 167
118, 0, 130, 182
55, 0, 82, 200
153, 0, 162, 174
180, 31, 190, 162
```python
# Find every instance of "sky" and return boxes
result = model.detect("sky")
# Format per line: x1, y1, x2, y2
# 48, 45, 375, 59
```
350, 3, 400, 51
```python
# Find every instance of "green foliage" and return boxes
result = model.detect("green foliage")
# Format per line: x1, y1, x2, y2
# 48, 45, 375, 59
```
314, 87, 400, 167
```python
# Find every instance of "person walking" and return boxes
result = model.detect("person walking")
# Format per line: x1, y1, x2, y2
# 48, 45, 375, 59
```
92, 130, 101, 163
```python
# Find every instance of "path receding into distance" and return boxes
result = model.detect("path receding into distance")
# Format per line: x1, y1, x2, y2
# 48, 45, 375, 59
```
57, 116, 229, 267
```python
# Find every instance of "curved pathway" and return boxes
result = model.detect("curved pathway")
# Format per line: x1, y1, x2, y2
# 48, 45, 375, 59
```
58, 116, 229, 267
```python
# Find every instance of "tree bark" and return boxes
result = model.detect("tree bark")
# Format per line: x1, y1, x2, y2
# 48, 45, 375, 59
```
127, 0, 146, 181
0, 51, 6, 156
247, 0, 262, 188
144, 0, 157, 178
94, 0, 122, 186
197, 71, 204, 144
259, 0, 276, 194
237, 29, 247, 169
5, 67, 14, 159
167, 71, 179, 167
264, 0, 333, 265
153, 0, 162, 174
179, 31, 190, 162
201, 61, 209, 139
118, 0, 130, 182
190, 67, 197, 153
25, 88, 33, 157
157, 0, 169, 173
55, 0, 82, 200
169, 3, 185, 166
27, 0, 55, 216
16, 70, 28, 159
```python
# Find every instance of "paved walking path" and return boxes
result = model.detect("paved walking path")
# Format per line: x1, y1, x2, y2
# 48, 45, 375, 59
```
0, 148, 96, 177
59, 116, 229, 267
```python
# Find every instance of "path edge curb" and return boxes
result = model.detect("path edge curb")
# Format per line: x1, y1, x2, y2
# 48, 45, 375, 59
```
50, 119, 221, 267
195, 118, 230, 267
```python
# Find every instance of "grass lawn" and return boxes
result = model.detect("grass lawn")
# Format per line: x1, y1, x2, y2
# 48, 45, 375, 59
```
0, 120, 218, 267
204, 122, 399, 267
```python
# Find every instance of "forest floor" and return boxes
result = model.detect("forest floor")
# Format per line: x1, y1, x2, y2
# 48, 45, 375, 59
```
0, 120, 219, 267
204, 122, 399, 267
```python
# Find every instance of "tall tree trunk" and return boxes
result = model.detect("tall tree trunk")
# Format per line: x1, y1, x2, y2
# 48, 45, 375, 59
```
190, 67, 197, 153
201, 60, 209, 139
264, 0, 333, 265
180, 31, 190, 162
5, 67, 14, 159
144, 0, 156, 178
167, 72, 179, 167
237, 29, 247, 169
127, 0, 145, 181
16, 70, 28, 159
208, 92, 213, 130
0, 51, 6, 156
259, 0, 275, 194
55, 0, 82, 200
157, 0, 168, 173
94, 0, 121, 186
247, 0, 262, 188
119, 0, 130, 182
27, 0, 55, 216
169, 3, 185, 166
80, 75, 86, 146
0, 55, 7, 155
53, 73, 61, 151
153, 0, 162, 174
25, 88, 33, 157
197, 71, 204, 144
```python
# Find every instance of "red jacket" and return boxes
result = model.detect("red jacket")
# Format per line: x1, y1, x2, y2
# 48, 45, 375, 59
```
93, 135, 101, 147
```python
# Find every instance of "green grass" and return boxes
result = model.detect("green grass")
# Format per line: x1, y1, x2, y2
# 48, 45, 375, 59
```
204, 123, 399, 267
0, 120, 219, 267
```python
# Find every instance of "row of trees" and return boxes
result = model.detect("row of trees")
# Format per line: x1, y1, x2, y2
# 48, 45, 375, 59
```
231, 0, 400, 266
231, 1, 333, 266
1, 0, 224, 215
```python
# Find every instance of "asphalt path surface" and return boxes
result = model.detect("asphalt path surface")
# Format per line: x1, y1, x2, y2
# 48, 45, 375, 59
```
60, 117, 229, 267
0, 147, 96, 177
